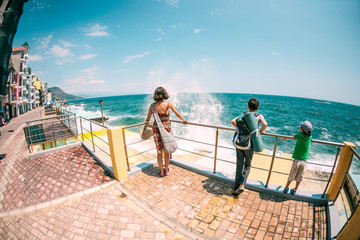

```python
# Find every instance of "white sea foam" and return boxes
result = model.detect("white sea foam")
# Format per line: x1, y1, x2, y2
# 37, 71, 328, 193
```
69, 104, 102, 119
266, 126, 281, 133
306, 152, 337, 172
355, 141, 360, 147
320, 127, 332, 140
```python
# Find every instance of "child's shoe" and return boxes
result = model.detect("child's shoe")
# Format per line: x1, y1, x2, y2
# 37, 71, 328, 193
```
290, 189, 296, 195
283, 188, 289, 193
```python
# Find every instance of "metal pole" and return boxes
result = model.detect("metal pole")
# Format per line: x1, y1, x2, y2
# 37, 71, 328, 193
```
213, 128, 219, 174
74, 115, 78, 136
265, 137, 278, 188
99, 100, 104, 125
90, 121, 95, 152
122, 128, 130, 171
80, 117, 84, 141
52, 122, 57, 147
322, 146, 340, 198
101, 104, 104, 125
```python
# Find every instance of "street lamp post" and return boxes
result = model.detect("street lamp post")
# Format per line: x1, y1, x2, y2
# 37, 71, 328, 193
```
99, 100, 104, 125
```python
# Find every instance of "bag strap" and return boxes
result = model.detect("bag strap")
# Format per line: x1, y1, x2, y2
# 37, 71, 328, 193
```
152, 103, 165, 128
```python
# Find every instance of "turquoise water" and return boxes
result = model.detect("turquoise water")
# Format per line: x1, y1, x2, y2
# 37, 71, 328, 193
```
68, 93, 360, 173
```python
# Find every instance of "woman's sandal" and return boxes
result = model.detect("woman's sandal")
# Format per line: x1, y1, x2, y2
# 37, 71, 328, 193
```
165, 167, 172, 176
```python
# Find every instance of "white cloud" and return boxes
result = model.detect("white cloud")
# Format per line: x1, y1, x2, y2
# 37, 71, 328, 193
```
89, 80, 105, 84
123, 83, 142, 87
36, 35, 52, 49
30, 0, 50, 11
194, 29, 202, 34
122, 51, 150, 63
82, 23, 109, 37
51, 44, 73, 64
201, 59, 209, 62
170, 23, 185, 29
83, 44, 91, 49
156, 37, 163, 42
79, 54, 97, 60
60, 40, 77, 48
51, 45, 71, 58
157, 28, 165, 35
165, 0, 179, 7
271, 51, 280, 55
64, 75, 104, 86
65, 76, 86, 85
33, 71, 45, 76
28, 54, 45, 62
81, 66, 99, 75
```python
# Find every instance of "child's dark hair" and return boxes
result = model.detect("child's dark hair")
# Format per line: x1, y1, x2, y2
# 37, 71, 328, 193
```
248, 97, 259, 111
153, 87, 169, 102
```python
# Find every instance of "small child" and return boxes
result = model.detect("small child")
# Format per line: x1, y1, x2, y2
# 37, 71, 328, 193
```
282, 121, 313, 195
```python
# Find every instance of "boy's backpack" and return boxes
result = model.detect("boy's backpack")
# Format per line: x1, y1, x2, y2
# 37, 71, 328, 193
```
232, 112, 259, 150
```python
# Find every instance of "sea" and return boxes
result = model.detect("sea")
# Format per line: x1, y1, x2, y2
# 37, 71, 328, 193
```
68, 93, 360, 175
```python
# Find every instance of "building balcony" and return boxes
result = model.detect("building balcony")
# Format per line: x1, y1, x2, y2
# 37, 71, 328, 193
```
10, 96, 17, 104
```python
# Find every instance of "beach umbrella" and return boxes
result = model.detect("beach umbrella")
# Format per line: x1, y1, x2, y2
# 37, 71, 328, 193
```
44, 101, 50, 105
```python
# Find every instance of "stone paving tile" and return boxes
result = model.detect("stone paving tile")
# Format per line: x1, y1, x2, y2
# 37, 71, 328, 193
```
122, 165, 328, 239
0, 184, 185, 240
0, 146, 113, 212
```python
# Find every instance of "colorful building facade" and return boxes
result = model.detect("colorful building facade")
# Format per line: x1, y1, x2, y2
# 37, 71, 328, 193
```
0, 42, 50, 121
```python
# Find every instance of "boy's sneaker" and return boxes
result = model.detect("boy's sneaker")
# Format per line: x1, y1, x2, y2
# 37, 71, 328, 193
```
290, 189, 296, 195
283, 188, 289, 193
233, 184, 245, 195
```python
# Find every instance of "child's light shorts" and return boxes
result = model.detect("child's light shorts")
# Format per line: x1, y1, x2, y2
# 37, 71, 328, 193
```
288, 160, 306, 182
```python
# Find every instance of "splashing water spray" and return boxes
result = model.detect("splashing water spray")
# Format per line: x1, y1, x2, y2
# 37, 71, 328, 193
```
146, 69, 228, 153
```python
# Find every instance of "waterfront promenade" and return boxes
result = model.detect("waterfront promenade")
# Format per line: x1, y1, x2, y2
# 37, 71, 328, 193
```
0, 108, 327, 239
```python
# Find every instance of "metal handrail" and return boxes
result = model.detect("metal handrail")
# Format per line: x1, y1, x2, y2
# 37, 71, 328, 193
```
79, 116, 109, 129
26, 114, 75, 125
171, 119, 345, 147
178, 132, 334, 168
350, 147, 360, 160
127, 147, 156, 159
121, 121, 154, 129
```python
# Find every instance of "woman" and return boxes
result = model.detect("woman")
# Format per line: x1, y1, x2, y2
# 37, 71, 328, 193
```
145, 87, 187, 177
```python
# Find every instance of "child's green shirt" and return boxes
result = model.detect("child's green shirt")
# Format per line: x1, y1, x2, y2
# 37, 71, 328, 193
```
292, 132, 312, 161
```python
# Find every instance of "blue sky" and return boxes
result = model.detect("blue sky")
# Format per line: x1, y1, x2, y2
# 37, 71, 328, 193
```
13, 0, 360, 105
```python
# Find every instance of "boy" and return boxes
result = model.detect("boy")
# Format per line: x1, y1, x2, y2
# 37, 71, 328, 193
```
231, 97, 268, 195
282, 121, 313, 195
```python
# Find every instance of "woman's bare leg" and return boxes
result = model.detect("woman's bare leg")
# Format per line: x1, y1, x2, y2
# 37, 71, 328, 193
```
157, 151, 164, 176
164, 152, 170, 175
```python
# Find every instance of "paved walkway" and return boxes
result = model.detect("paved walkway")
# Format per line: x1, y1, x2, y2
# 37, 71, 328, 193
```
122, 165, 327, 240
0, 109, 187, 240
0, 109, 328, 239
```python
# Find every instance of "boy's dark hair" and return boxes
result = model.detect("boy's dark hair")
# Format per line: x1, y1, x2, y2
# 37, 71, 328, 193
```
248, 97, 259, 111
153, 87, 169, 102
